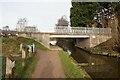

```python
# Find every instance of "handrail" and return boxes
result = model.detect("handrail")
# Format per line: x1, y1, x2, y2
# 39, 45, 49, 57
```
54, 27, 111, 35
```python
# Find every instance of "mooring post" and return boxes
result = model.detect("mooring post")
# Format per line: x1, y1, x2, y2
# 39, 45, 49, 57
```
32, 43, 35, 53
20, 43, 23, 52
22, 48, 26, 66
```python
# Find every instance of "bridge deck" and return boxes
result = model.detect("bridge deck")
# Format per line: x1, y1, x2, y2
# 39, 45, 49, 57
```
50, 35, 90, 38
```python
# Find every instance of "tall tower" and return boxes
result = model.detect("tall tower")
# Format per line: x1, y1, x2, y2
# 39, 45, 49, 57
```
16, 18, 28, 32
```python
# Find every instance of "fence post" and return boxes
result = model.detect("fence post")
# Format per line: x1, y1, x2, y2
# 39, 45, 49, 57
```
6, 57, 15, 78
32, 43, 35, 53
20, 43, 22, 52
22, 48, 26, 66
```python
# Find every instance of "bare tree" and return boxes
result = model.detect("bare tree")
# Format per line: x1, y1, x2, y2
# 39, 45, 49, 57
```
16, 18, 28, 32
56, 15, 69, 26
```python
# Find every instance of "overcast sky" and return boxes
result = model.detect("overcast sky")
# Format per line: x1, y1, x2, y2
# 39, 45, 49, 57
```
0, 0, 71, 32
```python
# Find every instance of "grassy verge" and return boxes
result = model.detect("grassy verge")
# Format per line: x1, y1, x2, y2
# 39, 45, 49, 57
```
59, 50, 91, 79
2, 37, 20, 55
2, 56, 6, 78
23, 55, 39, 78
16, 37, 48, 51
12, 54, 39, 78
2, 37, 47, 79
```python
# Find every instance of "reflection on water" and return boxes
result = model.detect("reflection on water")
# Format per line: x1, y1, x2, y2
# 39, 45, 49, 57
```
72, 47, 120, 79
57, 39, 120, 79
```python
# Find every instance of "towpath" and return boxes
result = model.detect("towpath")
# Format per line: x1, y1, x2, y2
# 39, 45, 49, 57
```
32, 49, 65, 78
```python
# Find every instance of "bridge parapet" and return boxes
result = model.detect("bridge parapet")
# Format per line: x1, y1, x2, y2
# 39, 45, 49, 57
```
55, 27, 111, 35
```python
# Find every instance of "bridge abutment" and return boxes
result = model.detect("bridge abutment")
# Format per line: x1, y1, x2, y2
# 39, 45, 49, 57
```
18, 32, 50, 48
76, 34, 111, 48
76, 38, 90, 48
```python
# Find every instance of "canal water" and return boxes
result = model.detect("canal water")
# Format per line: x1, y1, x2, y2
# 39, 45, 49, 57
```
57, 39, 120, 79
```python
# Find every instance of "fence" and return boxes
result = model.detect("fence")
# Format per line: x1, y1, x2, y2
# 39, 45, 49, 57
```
54, 26, 111, 35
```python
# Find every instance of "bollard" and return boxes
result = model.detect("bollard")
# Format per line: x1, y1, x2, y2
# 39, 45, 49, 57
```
22, 49, 26, 59
20, 43, 23, 51
32, 43, 35, 53
22, 48, 26, 66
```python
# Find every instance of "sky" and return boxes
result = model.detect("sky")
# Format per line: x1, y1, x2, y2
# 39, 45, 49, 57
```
0, 0, 71, 32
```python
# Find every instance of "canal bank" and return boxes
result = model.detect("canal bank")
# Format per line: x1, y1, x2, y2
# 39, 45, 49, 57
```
58, 50, 92, 79
56, 38, 120, 79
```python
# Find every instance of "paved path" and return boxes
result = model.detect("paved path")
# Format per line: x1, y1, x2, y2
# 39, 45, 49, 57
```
32, 50, 65, 78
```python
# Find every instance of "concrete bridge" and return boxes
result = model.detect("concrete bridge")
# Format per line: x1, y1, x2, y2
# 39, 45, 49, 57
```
18, 27, 112, 49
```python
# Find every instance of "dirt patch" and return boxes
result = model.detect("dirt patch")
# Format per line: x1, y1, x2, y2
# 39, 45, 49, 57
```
32, 50, 65, 78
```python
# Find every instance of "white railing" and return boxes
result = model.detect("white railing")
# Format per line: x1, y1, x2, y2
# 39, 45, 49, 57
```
54, 27, 111, 35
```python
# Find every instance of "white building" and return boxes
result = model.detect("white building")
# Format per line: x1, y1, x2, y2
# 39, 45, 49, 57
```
24, 26, 37, 32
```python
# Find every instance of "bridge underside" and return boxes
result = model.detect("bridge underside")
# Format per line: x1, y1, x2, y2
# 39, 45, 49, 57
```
50, 34, 111, 49
18, 32, 111, 49
50, 35, 90, 38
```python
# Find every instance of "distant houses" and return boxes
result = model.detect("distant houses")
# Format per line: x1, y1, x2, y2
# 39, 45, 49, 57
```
0, 26, 37, 37
17, 24, 38, 33
24, 26, 37, 32
0, 18, 38, 37
0, 30, 18, 37
0, 26, 17, 36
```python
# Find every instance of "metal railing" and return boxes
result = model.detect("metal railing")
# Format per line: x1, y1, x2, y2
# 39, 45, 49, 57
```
54, 26, 111, 35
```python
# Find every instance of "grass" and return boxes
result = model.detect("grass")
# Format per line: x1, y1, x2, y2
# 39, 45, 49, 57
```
2, 37, 20, 55
13, 56, 24, 78
13, 54, 39, 78
2, 36, 47, 79
59, 50, 88, 79
23, 55, 39, 78
2, 56, 6, 78
16, 37, 48, 51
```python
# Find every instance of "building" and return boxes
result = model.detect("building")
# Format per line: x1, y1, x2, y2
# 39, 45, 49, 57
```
24, 26, 37, 32
2, 30, 18, 36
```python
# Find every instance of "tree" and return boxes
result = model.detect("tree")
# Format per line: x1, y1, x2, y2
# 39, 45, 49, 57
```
70, 2, 100, 27
114, 2, 120, 52
16, 18, 28, 32
3, 26, 9, 31
56, 15, 69, 26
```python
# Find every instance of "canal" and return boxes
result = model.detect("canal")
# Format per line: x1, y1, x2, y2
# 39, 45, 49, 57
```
57, 39, 120, 79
